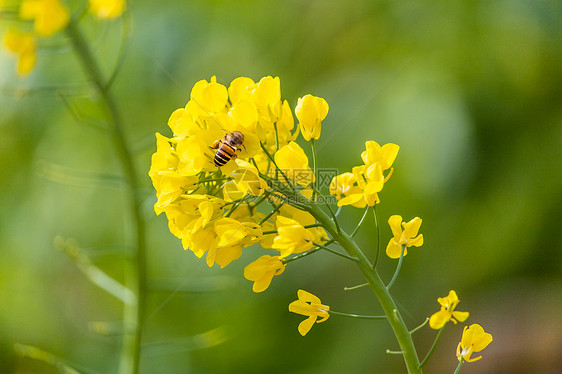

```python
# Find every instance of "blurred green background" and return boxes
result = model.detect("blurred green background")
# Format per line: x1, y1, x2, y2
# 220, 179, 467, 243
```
1, 0, 561, 373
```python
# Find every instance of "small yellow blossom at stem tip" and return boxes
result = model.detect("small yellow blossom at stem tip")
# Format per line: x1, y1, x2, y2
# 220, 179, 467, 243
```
295, 94, 328, 141
386, 215, 423, 259
244, 255, 285, 293
456, 324, 493, 362
429, 290, 469, 330
288, 290, 329, 336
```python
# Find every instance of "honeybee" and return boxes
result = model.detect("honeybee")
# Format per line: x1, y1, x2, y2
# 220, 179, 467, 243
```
212, 131, 245, 167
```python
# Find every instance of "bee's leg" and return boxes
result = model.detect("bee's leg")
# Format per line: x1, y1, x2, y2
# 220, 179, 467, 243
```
211, 140, 221, 149
232, 147, 242, 159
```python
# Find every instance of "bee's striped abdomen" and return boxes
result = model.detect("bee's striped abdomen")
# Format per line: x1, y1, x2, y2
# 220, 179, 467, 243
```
214, 142, 236, 166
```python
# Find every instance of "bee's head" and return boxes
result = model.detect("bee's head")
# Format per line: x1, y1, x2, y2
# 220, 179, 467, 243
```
227, 131, 245, 147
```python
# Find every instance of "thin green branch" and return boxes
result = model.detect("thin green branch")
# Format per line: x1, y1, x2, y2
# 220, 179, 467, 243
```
324, 202, 342, 233
262, 222, 323, 236
453, 358, 464, 374
56, 236, 135, 303
386, 245, 406, 290
282, 238, 336, 264
66, 18, 145, 374
282, 248, 320, 264
14, 344, 90, 374
409, 317, 429, 335
258, 197, 284, 225
351, 206, 370, 237
312, 241, 358, 262
419, 325, 446, 368
310, 139, 318, 202
36, 159, 125, 188
387, 349, 405, 355
330, 310, 386, 320
344, 282, 369, 291
372, 205, 382, 268
259, 142, 295, 191
105, 10, 132, 90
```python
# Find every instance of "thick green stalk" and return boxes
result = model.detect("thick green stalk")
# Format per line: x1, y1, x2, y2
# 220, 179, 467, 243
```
66, 19, 146, 374
305, 202, 422, 374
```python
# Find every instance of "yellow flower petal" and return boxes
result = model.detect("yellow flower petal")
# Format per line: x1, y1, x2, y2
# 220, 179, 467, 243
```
297, 289, 321, 304
297, 315, 316, 336
20, 0, 70, 37
452, 311, 470, 323
2, 28, 37, 76
402, 217, 422, 239
295, 94, 329, 141
289, 290, 329, 336
386, 240, 406, 259
388, 215, 403, 239
429, 310, 450, 329
244, 255, 285, 293
457, 324, 493, 362
336, 193, 366, 207
89, 0, 126, 19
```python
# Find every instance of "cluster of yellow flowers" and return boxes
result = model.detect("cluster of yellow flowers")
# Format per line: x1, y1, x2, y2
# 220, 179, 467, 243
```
149, 76, 328, 274
329, 140, 399, 207
1, 0, 125, 75
428, 290, 493, 363
150, 76, 493, 367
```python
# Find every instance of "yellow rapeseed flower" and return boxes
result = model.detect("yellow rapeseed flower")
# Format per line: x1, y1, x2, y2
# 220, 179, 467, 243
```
456, 324, 493, 362
288, 289, 330, 336
272, 216, 315, 257
278, 204, 327, 245
274, 141, 314, 187
244, 255, 285, 293
295, 94, 329, 141
2, 28, 36, 76
329, 172, 363, 207
330, 140, 398, 208
222, 160, 268, 202
89, 0, 125, 19
386, 215, 423, 258
429, 290, 469, 329
361, 141, 399, 170
20, 0, 69, 37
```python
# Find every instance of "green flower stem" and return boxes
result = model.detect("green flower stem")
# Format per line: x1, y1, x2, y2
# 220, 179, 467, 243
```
259, 142, 295, 190
409, 318, 429, 335
330, 310, 386, 320
419, 325, 445, 368
262, 223, 323, 235
283, 238, 336, 264
310, 139, 318, 202
324, 202, 342, 233
387, 349, 405, 354
312, 242, 358, 262
66, 19, 146, 374
453, 359, 464, 374
351, 206, 370, 237
14, 344, 81, 374
304, 202, 421, 374
372, 205, 382, 268
344, 282, 369, 291
386, 245, 406, 290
